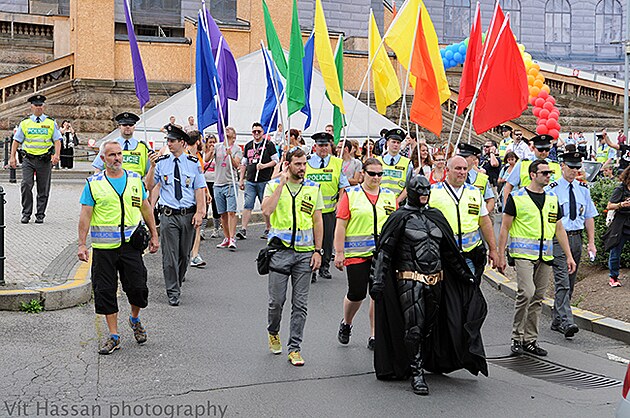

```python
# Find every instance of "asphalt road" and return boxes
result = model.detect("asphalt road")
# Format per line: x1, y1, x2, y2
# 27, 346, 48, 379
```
1, 223, 628, 418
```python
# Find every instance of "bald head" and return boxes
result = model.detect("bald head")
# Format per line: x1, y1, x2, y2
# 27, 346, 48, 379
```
446, 156, 469, 187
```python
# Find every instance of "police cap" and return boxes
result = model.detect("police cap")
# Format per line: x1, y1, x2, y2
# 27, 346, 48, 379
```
164, 123, 190, 142
312, 131, 334, 145
115, 112, 140, 126
27, 94, 46, 105
501, 125, 513, 132
457, 142, 482, 157
531, 134, 553, 150
559, 151, 583, 168
385, 128, 406, 142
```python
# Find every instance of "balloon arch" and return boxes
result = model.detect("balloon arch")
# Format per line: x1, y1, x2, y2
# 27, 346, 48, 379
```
439, 38, 561, 139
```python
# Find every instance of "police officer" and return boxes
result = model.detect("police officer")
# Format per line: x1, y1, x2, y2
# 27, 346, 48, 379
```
502, 134, 562, 204
429, 156, 499, 283
146, 124, 206, 306
9, 94, 62, 224
498, 125, 514, 160
78, 139, 159, 355
262, 147, 324, 366
305, 132, 349, 282
546, 152, 598, 339
93, 112, 151, 178
595, 131, 615, 168
458, 143, 496, 213
498, 159, 576, 357
377, 128, 414, 202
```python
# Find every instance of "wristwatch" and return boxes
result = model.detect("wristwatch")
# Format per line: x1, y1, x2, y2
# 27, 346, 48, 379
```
314, 248, 324, 256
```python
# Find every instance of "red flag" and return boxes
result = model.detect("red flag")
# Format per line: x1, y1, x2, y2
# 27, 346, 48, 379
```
472, 16, 528, 134
409, 9, 442, 136
482, 2, 505, 68
457, 2, 482, 115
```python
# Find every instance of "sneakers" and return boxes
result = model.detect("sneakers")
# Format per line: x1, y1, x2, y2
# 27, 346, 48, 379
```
236, 229, 247, 240
288, 351, 305, 366
609, 276, 622, 287
260, 230, 269, 240
523, 340, 548, 356
337, 321, 352, 345
367, 337, 375, 351
228, 238, 237, 251
217, 238, 230, 248
199, 229, 206, 240
268, 333, 282, 354
510, 339, 524, 356
190, 255, 206, 268
20, 216, 30, 224
209, 228, 219, 239
98, 336, 121, 355
129, 317, 147, 344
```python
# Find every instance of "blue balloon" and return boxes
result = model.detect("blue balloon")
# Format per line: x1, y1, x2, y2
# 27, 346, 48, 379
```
459, 44, 467, 54
445, 50, 454, 59
453, 52, 463, 63
449, 59, 457, 67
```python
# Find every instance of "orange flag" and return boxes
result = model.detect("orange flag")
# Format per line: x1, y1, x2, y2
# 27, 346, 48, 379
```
472, 16, 528, 134
409, 9, 442, 136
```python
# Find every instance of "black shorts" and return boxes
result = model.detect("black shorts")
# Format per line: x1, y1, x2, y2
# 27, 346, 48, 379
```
346, 259, 372, 302
91, 243, 149, 315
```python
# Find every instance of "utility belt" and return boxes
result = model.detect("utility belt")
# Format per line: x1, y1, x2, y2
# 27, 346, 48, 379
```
396, 270, 443, 286
160, 205, 196, 216
565, 229, 583, 236
19, 150, 52, 161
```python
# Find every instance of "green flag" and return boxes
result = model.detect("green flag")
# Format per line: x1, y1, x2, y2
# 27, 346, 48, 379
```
333, 36, 346, 144
286, 0, 305, 117
262, 0, 287, 78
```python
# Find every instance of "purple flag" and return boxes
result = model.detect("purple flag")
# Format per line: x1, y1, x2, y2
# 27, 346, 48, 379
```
204, 7, 239, 140
123, 0, 150, 109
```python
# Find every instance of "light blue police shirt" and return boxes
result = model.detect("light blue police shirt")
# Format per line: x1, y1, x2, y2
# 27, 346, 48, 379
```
546, 176, 598, 231
154, 153, 206, 209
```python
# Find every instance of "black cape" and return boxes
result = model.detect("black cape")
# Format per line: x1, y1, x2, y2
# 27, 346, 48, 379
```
373, 206, 489, 380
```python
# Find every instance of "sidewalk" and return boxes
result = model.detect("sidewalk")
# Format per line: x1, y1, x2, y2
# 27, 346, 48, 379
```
0, 164, 263, 310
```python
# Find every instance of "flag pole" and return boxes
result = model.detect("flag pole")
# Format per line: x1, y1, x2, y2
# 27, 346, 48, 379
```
367, 9, 372, 148
415, 124, 421, 174
446, 102, 459, 156
260, 41, 286, 146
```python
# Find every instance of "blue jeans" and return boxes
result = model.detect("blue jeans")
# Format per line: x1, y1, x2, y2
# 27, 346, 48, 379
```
244, 181, 268, 210
465, 258, 476, 277
608, 234, 630, 278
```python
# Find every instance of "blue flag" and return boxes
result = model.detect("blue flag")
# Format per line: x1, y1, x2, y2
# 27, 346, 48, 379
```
123, 0, 150, 108
196, 11, 221, 133
260, 47, 284, 133
301, 32, 314, 130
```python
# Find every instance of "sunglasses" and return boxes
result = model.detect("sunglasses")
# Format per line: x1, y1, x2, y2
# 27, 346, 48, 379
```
515, 133, 523, 137
537, 170, 553, 176
252, 130, 263, 134
536, 147, 550, 152
365, 170, 384, 177
434, 159, 445, 162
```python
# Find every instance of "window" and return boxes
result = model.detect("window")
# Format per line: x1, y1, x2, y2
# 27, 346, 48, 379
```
131, 0, 181, 27
444, 0, 471, 42
545, 0, 571, 45
501, 0, 521, 40
209, 0, 237, 23
595, 0, 622, 46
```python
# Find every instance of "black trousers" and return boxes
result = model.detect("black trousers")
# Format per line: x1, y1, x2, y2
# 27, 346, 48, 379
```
321, 211, 336, 271
21, 155, 52, 219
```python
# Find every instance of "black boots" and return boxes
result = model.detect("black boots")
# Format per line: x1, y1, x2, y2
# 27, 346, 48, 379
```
410, 349, 429, 395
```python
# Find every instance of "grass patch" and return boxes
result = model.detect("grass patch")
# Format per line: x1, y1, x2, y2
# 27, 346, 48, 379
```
19, 299, 43, 313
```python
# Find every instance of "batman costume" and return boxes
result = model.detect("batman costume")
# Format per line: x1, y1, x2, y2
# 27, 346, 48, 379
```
370, 176, 489, 395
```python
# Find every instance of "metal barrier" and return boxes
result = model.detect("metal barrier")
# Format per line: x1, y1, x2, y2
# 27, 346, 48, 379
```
0, 185, 5, 285
3, 137, 16, 183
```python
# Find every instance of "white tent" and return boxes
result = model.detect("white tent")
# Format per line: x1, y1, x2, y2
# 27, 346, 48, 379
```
101, 49, 397, 147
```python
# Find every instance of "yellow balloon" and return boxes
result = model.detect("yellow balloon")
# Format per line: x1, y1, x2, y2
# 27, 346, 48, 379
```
533, 79, 544, 88
524, 52, 532, 61
536, 74, 545, 83
541, 84, 551, 94
530, 86, 541, 97
527, 75, 535, 86
518, 44, 526, 52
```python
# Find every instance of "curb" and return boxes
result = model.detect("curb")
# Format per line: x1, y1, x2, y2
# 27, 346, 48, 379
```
0, 257, 92, 311
482, 269, 630, 345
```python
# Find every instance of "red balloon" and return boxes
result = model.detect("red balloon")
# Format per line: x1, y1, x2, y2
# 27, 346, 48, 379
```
546, 119, 556, 129
554, 120, 561, 130
533, 107, 542, 117
535, 98, 546, 108
529, 96, 537, 106
538, 90, 549, 99
536, 125, 549, 135
552, 107, 559, 114
546, 96, 556, 105
548, 111, 559, 120
543, 102, 554, 111
549, 129, 560, 139
539, 109, 550, 119
538, 118, 548, 126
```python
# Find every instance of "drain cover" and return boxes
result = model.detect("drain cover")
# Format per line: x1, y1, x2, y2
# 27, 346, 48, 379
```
488, 355, 622, 390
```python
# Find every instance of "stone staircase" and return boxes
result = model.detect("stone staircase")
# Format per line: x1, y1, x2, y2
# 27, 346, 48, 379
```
0, 18, 54, 78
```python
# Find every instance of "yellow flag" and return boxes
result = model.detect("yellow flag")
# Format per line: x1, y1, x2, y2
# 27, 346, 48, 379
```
314, 0, 345, 113
384, 0, 450, 104
369, 11, 401, 115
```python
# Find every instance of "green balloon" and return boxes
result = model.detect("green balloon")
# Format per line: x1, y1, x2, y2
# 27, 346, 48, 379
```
482, 32, 487, 43
464, 37, 469, 47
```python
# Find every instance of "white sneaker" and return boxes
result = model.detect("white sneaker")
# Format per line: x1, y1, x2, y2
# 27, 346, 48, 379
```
228, 238, 237, 251
210, 228, 219, 239
217, 238, 230, 248
190, 255, 206, 268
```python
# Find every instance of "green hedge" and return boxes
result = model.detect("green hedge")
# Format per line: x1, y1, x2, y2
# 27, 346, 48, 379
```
589, 178, 630, 268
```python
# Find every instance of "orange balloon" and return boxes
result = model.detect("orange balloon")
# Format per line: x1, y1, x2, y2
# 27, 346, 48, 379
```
532, 63, 540, 72
536, 74, 545, 82
530, 86, 541, 97
541, 84, 551, 94
528, 67, 539, 77
527, 75, 535, 85
534, 79, 544, 88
